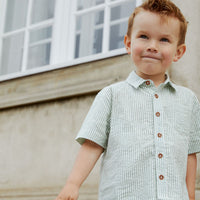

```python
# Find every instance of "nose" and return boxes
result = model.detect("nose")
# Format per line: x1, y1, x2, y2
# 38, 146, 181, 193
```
147, 40, 158, 53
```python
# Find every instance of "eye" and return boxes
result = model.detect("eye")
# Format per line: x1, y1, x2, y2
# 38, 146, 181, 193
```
160, 38, 169, 42
139, 35, 148, 39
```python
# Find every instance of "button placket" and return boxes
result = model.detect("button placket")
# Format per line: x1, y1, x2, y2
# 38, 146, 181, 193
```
153, 92, 168, 197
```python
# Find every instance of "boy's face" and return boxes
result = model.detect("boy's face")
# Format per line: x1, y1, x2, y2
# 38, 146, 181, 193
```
124, 11, 186, 78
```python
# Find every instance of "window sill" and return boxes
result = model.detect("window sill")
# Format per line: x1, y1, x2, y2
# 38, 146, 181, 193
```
0, 54, 133, 109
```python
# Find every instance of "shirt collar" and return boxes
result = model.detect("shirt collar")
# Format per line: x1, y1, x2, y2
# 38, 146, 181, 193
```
126, 70, 177, 91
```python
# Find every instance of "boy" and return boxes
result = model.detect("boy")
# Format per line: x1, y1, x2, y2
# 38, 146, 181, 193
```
55, 0, 200, 199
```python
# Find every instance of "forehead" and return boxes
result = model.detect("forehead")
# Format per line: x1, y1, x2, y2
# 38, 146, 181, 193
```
133, 11, 180, 37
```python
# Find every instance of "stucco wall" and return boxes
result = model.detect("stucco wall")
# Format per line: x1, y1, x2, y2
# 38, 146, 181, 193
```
170, 0, 200, 99
0, 96, 100, 200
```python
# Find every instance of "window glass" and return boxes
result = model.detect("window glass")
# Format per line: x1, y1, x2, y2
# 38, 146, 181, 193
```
31, 0, 55, 24
109, 1, 136, 51
75, 10, 104, 58
0, 0, 55, 76
30, 27, 52, 43
110, 2, 136, 21
75, 0, 136, 59
93, 28, 103, 54
76, 10, 104, 31
27, 43, 51, 68
4, 0, 28, 32
109, 22, 127, 50
0, 33, 24, 75
28, 27, 52, 68
77, 0, 105, 10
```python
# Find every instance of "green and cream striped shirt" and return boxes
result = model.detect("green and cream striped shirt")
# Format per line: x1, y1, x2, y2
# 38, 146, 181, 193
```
76, 70, 200, 200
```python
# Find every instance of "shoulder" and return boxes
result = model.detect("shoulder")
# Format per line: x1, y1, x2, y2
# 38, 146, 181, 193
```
98, 80, 128, 96
173, 83, 198, 99
172, 83, 200, 107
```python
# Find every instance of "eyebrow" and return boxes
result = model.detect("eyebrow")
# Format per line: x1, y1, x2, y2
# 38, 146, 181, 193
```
161, 34, 173, 38
137, 30, 174, 39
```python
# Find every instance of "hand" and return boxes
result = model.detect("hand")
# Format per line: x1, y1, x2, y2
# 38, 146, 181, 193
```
55, 182, 79, 200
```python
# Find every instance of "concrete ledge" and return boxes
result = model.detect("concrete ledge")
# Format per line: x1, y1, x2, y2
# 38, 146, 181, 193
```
0, 186, 98, 200
0, 55, 132, 110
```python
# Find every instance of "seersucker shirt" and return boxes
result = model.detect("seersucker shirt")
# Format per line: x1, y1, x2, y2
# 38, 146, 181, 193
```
76, 70, 200, 200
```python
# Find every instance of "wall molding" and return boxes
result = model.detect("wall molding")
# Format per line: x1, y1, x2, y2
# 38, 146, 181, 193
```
0, 55, 133, 110
0, 187, 98, 200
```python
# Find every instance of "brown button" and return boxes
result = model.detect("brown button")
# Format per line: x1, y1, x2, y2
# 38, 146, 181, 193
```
155, 94, 159, 98
158, 153, 163, 158
156, 112, 160, 117
157, 133, 162, 138
146, 81, 150, 85
159, 175, 164, 180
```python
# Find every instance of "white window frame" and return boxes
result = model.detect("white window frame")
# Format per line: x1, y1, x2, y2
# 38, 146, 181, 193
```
0, 0, 143, 82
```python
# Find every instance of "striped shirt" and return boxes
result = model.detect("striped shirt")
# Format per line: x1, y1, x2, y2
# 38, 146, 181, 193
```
76, 70, 200, 200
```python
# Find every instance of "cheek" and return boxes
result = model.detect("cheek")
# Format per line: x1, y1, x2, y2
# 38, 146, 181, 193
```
163, 51, 175, 64
162, 49, 176, 63
131, 43, 143, 59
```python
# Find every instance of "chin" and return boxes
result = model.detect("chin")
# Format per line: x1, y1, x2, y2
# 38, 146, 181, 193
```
142, 69, 158, 75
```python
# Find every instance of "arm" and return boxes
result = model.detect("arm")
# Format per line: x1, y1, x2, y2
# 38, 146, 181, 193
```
186, 153, 197, 200
55, 139, 104, 200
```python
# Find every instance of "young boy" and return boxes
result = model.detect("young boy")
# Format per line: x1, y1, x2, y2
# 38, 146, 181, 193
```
55, 0, 200, 199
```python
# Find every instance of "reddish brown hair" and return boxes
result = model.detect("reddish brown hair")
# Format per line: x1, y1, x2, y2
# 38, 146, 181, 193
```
126, 0, 188, 45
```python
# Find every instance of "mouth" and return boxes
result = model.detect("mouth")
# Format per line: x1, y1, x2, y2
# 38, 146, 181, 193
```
141, 52, 162, 60
141, 54, 162, 61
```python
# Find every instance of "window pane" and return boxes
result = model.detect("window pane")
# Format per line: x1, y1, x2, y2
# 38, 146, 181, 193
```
4, 0, 28, 32
109, 22, 127, 50
0, 33, 24, 75
93, 28, 103, 54
75, 28, 103, 58
95, 10, 104, 25
76, 10, 104, 31
77, 0, 104, 10
75, 10, 104, 58
31, 0, 55, 24
111, 2, 136, 21
75, 34, 80, 58
27, 43, 51, 68
30, 27, 52, 43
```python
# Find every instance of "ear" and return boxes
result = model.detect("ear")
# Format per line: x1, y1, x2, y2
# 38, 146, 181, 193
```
124, 35, 131, 54
173, 44, 186, 62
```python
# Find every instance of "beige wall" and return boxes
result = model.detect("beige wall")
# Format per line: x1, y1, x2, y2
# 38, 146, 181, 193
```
0, 0, 200, 200
170, 0, 200, 99
0, 95, 100, 200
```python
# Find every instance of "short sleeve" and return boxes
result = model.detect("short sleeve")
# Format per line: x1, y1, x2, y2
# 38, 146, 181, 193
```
188, 93, 200, 154
76, 86, 112, 149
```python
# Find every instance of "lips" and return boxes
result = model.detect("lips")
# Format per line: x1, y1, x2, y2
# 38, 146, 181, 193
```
141, 53, 162, 60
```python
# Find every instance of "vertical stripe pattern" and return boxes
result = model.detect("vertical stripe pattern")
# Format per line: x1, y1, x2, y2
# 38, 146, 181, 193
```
76, 70, 200, 200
